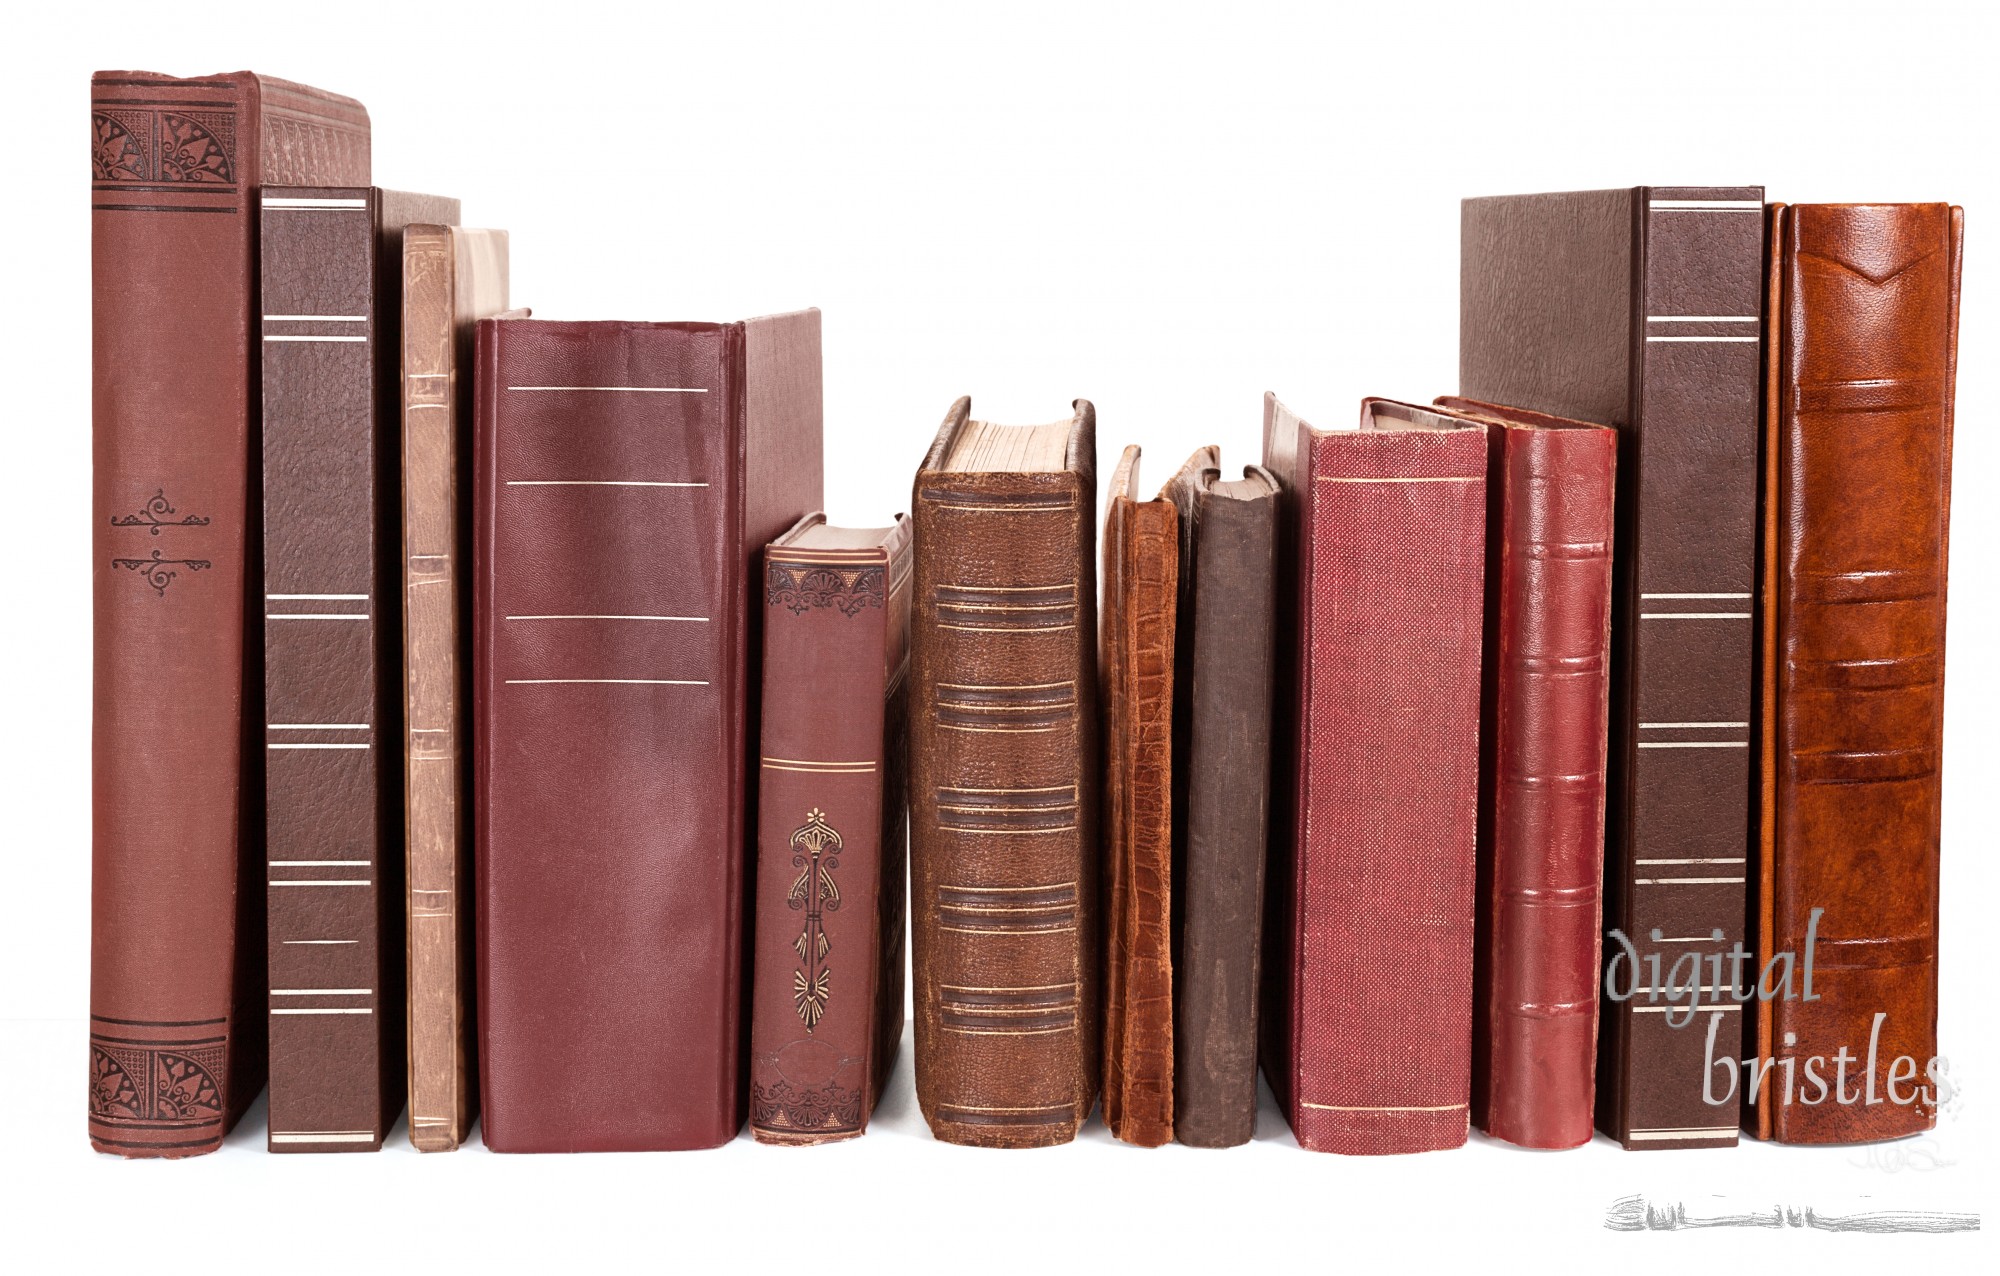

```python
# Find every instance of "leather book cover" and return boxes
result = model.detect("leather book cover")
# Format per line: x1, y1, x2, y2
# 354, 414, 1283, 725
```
748, 515, 912, 1144
908, 397, 1100, 1148
1259, 394, 1486, 1155
1462, 187, 1764, 1149
1164, 446, 1278, 1149
1434, 397, 1617, 1150
1100, 445, 1179, 1147
401, 225, 512, 1151
262, 187, 459, 1152
90, 70, 369, 1158
474, 309, 823, 1152
1753, 203, 1960, 1144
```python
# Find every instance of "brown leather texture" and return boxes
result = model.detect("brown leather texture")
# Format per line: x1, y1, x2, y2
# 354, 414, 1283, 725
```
261, 187, 457, 1152
1753, 203, 1960, 1144
473, 310, 822, 1151
1099, 445, 1179, 1147
748, 515, 912, 1144
401, 225, 511, 1151
1259, 395, 1487, 1154
1165, 446, 1278, 1148
1462, 187, 1764, 1149
1436, 397, 1617, 1150
908, 398, 1100, 1147
91, 70, 369, 1158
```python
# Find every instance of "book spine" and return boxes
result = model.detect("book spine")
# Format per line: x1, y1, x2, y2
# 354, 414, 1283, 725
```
1476, 425, 1616, 1148
89, 72, 264, 1159
1284, 422, 1486, 1154
748, 530, 910, 1143
1602, 186, 1765, 1149
1759, 203, 1959, 1144
909, 432, 1100, 1148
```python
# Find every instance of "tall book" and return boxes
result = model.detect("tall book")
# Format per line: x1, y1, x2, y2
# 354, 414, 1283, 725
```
1435, 396, 1617, 1150
1165, 446, 1278, 1149
474, 310, 822, 1151
908, 398, 1100, 1148
1753, 203, 1961, 1144
401, 225, 512, 1151
1100, 445, 1179, 1147
748, 515, 912, 1145
261, 187, 458, 1152
1259, 395, 1487, 1154
1461, 187, 1765, 1149
90, 70, 369, 1158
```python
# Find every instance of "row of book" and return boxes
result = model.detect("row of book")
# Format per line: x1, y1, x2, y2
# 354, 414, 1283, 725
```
89, 71, 1959, 1158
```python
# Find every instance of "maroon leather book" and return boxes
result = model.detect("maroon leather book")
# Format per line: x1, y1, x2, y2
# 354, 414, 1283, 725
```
260, 187, 458, 1151
474, 310, 823, 1151
1259, 394, 1487, 1154
90, 70, 369, 1158
748, 516, 911, 1144
1436, 397, 1617, 1149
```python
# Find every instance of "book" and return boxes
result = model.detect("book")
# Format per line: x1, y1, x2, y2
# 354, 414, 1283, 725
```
908, 398, 1100, 1147
1461, 187, 1765, 1149
473, 310, 823, 1151
401, 225, 513, 1151
260, 186, 458, 1152
1259, 394, 1487, 1154
1100, 445, 1179, 1147
1753, 202, 1961, 1144
1435, 396, 1617, 1150
1164, 445, 1278, 1148
748, 514, 912, 1145
90, 69, 369, 1158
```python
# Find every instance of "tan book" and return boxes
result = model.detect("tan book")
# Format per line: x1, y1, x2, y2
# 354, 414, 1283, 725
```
400, 226, 513, 1150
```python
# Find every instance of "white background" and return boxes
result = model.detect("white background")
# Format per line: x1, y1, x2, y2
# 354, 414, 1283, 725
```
5, 0, 1995, 1270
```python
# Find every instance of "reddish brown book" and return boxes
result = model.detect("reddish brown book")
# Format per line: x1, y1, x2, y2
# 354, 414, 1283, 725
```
260, 187, 458, 1151
1259, 394, 1487, 1154
474, 311, 822, 1151
1435, 397, 1617, 1150
748, 515, 912, 1144
90, 70, 369, 1158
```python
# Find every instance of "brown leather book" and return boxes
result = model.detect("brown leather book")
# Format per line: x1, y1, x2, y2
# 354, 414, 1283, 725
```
1753, 203, 1961, 1144
1100, 445, 1179, 1147
90, 70, 369, 1158
401, 225, 512, 1152
1462, 187, 1764, 1149
474, 310, 822, 1151
1260, 395, 1488, 1155
908, 398, 1100, 1148
748, 515, 912, 1144
1435, 397, 1617, 1150
1165, 446, 1278, 1149
261, 187, 457, 1152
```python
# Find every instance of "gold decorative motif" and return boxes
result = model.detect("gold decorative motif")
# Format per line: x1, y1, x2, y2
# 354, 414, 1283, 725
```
786, 808, 843, 1031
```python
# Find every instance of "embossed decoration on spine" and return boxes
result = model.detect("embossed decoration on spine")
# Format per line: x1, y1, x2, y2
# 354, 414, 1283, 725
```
88, 1039, 226, 1125
766, 559, 886, 617
111, 490, 211, 534
109, 489, 212, 595
751, 1078, 863, 1132
787, 808, 843, 1031
90, 110, 236, 185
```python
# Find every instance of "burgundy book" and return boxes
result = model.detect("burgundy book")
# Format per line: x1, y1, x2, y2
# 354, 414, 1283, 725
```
90, 70, 369, 1158
474, 310, 823, 1151
748, 515, 912, 1144
1259, 394, 1487, 1154
260, 187, 458, 1151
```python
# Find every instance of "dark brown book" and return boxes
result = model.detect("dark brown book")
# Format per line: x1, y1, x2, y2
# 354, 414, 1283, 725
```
748, 515, 912, 1144
1462, 187, 1764, 1149
908, 398, 1100, 1148
401, 226, 513, 1151
1753, 203, 1960, 1144
90, 70, 369, 1158
474, 311, 822, 1151
1100, 445, 1179, 1147
1164, 445, 1278, 1148
261, 186, 458, 1151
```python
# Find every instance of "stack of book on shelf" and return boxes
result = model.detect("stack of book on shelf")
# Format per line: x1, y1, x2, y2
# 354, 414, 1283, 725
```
90, 69, 1962, 1159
